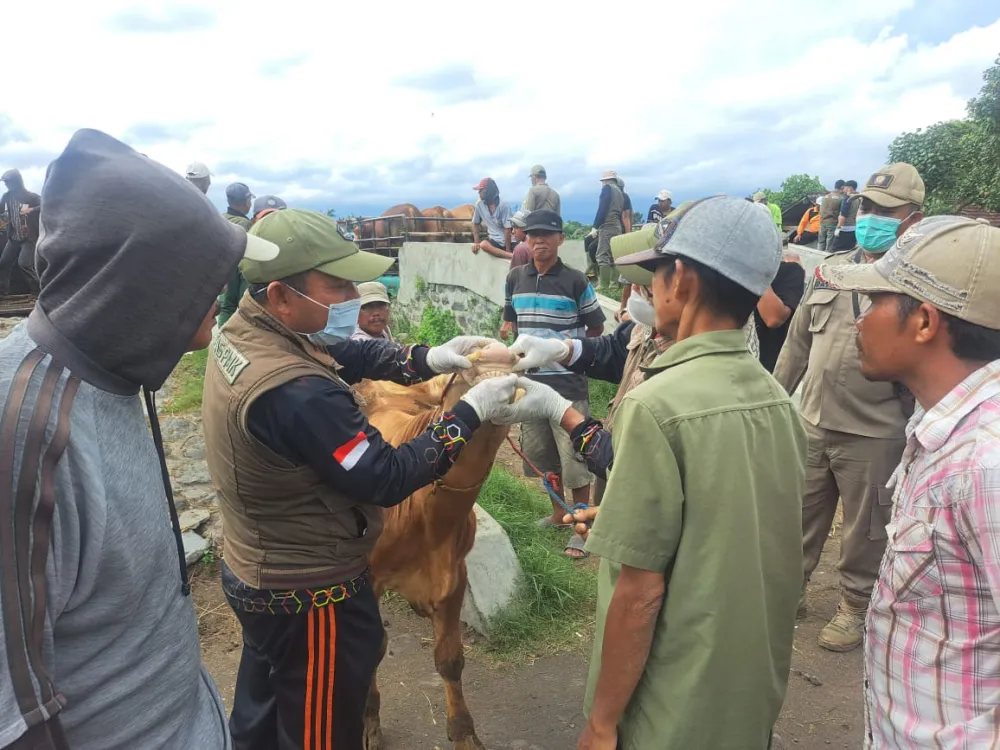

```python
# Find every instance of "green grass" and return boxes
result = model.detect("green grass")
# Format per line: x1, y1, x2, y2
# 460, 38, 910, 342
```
600, 284, 624, 302
162, 349, 209, 414
588, 378, 618, 421
475, 468, 598, 660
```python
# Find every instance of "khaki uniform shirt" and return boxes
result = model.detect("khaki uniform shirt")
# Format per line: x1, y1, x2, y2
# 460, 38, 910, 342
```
523, 184, 561, 214
773, 249, 909, 440
584, 330, 807, 750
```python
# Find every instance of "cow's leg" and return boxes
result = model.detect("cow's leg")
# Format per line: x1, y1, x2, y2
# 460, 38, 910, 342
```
431, 565, 484, 750
363, 588, 389, 750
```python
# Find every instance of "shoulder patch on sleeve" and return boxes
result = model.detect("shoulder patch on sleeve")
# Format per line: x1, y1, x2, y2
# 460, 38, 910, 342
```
211, 330, 251, 385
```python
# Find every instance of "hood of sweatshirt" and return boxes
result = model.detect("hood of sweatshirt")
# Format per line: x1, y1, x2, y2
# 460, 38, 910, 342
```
27, 129, 250, 393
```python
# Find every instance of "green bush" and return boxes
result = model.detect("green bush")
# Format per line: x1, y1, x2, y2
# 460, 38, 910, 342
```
412, 302, 464, 347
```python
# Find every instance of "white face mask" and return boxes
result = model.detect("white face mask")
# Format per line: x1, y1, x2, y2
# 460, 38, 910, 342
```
626, 290, 656, 328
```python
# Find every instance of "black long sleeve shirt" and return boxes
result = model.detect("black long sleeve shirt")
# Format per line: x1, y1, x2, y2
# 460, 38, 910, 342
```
245, 338, 481, 509
567, 320, 634, 383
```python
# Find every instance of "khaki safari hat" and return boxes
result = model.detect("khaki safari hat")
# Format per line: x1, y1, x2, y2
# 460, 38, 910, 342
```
815, 215, 1000, 329
241, 209, 392, 284
358, 281, 391, 306
611, 223, 658, 287
859, 162, 925, 209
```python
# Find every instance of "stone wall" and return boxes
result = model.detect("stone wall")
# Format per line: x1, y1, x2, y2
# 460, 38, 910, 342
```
396, 280, 502, 337
394, 241, 620, 335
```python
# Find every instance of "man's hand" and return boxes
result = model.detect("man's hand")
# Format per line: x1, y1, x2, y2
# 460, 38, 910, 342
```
425, 336, 490, 374
472, 242, 481, 255
499, 321, 514, 342
491, 377, 572, 425
588, 228, 599, 239
509, 335, 571, 371
562, 506, 599, 540
577, 721, 618, 750
460, 374, 519, 423
19, 205, 31, 216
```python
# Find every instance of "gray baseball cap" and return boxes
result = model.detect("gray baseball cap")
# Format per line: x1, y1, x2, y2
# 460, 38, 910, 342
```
615, 195, 782, 296
253, 194, 287, 216
510, 209, 529, 228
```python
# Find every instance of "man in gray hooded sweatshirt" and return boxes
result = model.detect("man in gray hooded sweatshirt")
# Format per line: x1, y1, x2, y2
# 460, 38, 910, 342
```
0, 129, 278, 749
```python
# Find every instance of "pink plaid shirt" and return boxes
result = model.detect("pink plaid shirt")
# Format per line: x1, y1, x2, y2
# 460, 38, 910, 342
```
864, 360, 1000, 748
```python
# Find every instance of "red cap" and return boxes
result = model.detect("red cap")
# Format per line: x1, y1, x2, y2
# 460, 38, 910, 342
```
473, 178, 491, 191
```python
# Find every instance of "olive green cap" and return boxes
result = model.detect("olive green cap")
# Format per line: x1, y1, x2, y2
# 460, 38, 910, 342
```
611, 223, 658, 286
241, 209, 393, 283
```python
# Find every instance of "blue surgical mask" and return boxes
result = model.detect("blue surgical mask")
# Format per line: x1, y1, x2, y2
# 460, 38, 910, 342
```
856, 213, 911, 254
290, 286, 362, 346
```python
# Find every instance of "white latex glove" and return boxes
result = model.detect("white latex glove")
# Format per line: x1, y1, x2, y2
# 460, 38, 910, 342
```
588, 228, 598, 238
460, 374, 519, 423
509, 335, 571, 372
490, 377, 572, 426
425, 336, 490, 374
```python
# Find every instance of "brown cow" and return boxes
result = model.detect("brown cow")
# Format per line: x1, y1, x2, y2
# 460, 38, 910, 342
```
355, 203, 421, 250
450, 204, 476, 243
360, 341, 519, 750
419, 205, 448, 241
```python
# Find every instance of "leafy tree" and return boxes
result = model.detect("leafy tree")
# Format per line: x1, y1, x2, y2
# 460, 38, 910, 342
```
962, 54, 1000, 212
756, 175, 826, 210
777, 175, 826, 209
326, 208, 337, 218
888, 120, 973, 213
886, 55, 1000, 213
562, 220, 592, 240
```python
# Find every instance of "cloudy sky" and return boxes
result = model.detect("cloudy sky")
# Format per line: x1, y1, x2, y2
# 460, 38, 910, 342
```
3, 1, 999, 222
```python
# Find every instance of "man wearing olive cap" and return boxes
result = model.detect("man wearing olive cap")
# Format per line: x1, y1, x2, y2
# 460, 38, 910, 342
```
200, 209, 520, 750
523, 165, 561, 214
814, 216, 1000, 747
774, 162, 926, 653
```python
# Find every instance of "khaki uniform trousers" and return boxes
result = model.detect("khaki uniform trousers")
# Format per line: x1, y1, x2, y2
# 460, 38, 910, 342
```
802, 421, 905, 606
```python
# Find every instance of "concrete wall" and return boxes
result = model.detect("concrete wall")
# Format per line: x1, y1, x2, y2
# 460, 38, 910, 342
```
396, 240, 620, 335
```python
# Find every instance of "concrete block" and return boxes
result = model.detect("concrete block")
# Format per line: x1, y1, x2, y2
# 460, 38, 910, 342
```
460, 504, 522, 635
182, 531, 209, 566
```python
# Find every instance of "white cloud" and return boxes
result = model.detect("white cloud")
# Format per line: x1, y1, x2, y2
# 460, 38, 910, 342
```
4, 0, 999, 215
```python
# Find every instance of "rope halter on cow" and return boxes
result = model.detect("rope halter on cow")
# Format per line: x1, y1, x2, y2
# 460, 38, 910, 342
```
429, 341, 522, 496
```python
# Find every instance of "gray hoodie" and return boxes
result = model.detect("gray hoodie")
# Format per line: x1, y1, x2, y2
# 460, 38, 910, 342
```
0, 129, 245, 749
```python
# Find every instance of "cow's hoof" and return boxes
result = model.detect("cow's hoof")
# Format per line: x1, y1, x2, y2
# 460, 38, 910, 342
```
454, 736, 486, 750
363, 718, 383, 750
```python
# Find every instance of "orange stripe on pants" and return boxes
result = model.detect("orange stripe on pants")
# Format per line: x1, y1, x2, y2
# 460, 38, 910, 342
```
315, 608, 326, 748
326, 606, 337, 749
304, 608, 316, 750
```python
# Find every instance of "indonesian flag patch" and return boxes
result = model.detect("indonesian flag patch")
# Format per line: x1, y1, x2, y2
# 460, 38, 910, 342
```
333, 431, 370, 471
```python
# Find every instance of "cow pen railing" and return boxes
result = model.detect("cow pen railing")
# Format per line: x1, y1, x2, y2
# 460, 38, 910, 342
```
337, 215, 475, 275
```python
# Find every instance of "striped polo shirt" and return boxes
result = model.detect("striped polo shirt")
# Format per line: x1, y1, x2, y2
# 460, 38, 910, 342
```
503, 258, 606, 401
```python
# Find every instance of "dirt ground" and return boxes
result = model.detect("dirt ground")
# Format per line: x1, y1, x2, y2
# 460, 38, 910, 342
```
196, 440, 863, 749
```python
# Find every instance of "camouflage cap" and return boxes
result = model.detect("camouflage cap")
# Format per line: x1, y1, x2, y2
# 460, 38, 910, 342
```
815, 215, 1000, 329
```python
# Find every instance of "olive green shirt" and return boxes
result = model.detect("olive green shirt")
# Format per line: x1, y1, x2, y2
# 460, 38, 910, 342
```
584, 329, 807, 750
218, 211, 252, 327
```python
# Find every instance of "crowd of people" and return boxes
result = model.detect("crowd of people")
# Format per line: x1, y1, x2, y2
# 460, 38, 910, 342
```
3, 128, 1000, 750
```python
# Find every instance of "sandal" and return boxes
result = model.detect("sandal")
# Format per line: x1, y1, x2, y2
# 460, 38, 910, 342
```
537, 517, 571, 530
564, 533, 589, 559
